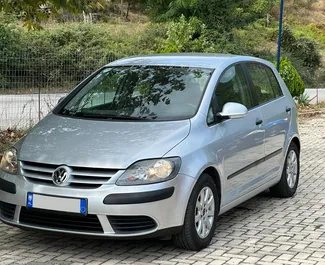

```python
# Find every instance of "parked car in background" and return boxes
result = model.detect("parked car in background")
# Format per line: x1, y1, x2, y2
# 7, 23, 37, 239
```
0, 54, 300, 250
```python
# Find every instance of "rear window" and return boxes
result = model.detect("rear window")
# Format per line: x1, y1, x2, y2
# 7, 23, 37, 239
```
246, 63, 281, 105
265, 67, 283, 98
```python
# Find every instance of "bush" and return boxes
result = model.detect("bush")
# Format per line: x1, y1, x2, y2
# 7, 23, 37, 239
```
297, 93, 310, 107
231, 19, 276, 56
156, 15, 213, 53
138, 22, 168, 52
279, 57, 305, 98
282, 28, 321, 68
0, 17, 22, 56
0, 21, 159, 92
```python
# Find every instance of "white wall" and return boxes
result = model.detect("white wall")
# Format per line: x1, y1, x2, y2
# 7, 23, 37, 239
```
304, 88, 325, 104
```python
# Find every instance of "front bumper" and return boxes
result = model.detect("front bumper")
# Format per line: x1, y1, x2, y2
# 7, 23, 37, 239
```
0, 170, 195, 237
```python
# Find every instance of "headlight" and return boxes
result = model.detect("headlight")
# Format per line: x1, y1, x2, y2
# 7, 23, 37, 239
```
0, 148, 18, 174
116, 157, 181, 186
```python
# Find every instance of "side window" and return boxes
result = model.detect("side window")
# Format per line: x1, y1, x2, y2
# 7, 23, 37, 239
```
215, 64, 253, 112
246, 63, 276, 105
265, 67, 283, 97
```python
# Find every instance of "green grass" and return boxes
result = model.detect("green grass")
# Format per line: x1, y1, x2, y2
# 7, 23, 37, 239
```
232, 20, 278, 58
291, 24, 325, 48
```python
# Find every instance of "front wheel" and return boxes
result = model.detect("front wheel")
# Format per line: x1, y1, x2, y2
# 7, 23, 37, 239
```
173, 173, 219, 250
270, 142, 300, 198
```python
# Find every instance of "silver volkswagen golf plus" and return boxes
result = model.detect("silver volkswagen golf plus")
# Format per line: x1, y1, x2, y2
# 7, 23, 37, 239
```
0, 54, 300, 250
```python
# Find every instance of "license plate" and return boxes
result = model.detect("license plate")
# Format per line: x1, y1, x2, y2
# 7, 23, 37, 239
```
26, 193, 87, 214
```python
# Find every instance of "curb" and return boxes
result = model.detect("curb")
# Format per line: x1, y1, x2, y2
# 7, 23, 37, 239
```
298, 110, 325, 118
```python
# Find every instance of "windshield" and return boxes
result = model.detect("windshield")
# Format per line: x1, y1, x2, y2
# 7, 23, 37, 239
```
58, 65, 213, 121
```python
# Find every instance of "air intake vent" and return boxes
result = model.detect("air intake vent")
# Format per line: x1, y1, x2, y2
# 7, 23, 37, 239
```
108, 215, 157, 233
20, 207, 103, 233
0, 201, 16, 220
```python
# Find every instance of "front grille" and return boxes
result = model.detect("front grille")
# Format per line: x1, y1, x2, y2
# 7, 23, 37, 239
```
19, 207, 103, 233
20, 161, 118, 189
0, 201, 16, 220
108, 215, 157, 233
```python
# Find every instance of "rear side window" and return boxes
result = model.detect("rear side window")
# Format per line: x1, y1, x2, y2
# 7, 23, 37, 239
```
215, 64, 254, 112
246, 63, 276, 105
265, 67, 283, 98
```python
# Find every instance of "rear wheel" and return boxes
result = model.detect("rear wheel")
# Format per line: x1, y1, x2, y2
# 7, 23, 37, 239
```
173, 173, 219, 250
270, 142, 300, 198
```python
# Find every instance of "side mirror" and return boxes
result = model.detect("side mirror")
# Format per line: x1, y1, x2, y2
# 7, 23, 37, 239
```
218, 102, 248, 119
57, 97, 65, 104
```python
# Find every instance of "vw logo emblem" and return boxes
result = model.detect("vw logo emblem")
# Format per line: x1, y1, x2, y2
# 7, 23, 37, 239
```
52, 166, 71, 186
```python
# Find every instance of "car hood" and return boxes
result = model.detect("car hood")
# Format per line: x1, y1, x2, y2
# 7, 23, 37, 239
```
19, 114, 190, 169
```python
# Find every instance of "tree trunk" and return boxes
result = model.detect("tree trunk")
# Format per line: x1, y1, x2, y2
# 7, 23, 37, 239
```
83, 11, 86, 22
266, 13, 270, 27
126, 2, 130, 20
120, 0, 124, 17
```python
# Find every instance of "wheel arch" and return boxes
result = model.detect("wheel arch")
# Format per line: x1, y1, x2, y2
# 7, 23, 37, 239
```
291, 136, 301, 154
278, 134, 300, 177
201, 166, 222, 213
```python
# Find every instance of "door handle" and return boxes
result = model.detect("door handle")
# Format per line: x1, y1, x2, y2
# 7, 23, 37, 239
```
286, 106, 291, 112
256, 118, 263, 125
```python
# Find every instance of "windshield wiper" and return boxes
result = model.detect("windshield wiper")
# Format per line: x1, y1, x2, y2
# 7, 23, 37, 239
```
107, 115, 154, 121
64, 111, 155, 121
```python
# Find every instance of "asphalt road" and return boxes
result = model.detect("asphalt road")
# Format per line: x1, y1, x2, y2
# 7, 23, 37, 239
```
0, 93, 66, 129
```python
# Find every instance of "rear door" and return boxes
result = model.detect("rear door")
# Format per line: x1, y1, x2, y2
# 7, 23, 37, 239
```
244, 62, 291, 181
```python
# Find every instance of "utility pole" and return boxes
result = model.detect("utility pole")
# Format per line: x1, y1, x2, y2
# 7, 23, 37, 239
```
276, 0, 285, 71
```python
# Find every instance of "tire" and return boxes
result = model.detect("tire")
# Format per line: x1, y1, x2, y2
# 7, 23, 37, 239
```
270, 142, 300, 198
173, 173, 219, 250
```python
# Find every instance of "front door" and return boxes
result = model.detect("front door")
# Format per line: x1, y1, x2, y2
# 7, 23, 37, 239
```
211, 64, 265, 206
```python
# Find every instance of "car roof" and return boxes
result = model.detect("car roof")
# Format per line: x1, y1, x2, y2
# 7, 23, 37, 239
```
106, 53, 272, 69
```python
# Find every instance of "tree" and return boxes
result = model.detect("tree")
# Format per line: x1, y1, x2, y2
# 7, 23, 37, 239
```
145, 0, 277, 31
0, 0, 103, 29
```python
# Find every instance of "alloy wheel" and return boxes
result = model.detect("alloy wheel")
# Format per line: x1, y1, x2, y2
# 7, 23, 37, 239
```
195, 186, 215, 239
286, 150, 298, 189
